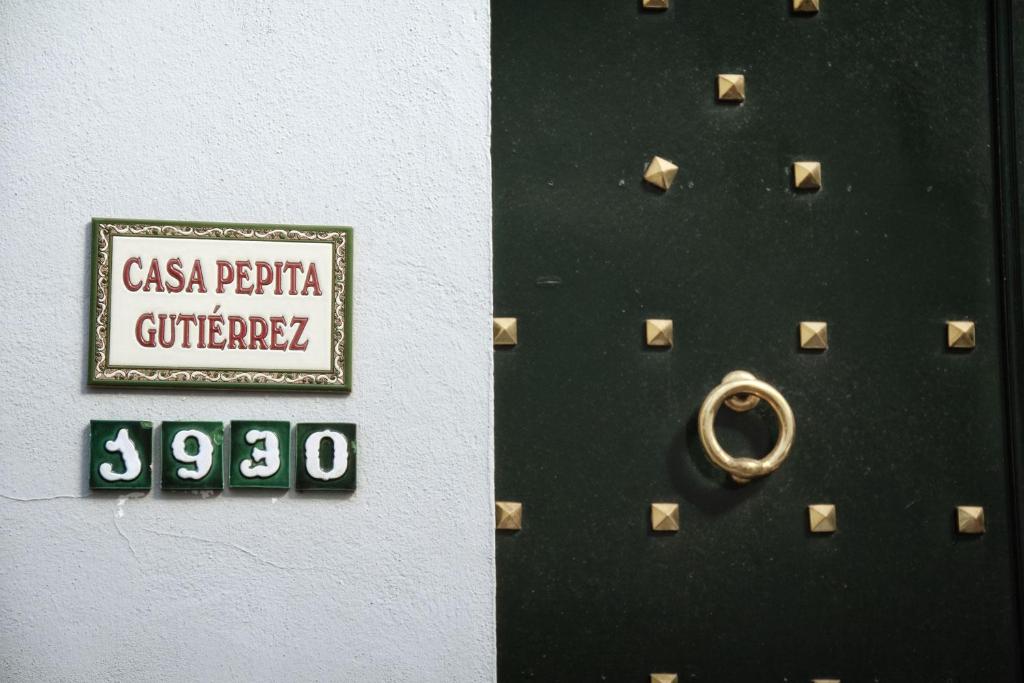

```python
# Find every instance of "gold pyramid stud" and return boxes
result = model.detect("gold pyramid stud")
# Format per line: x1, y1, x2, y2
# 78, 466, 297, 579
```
793, 161, 822, 190
644, 156, 679, 191
799, 321, 828, 350
645, 319, 674, 347
650, 674, 679, 683
947, 320, 976, 349
956, 505, 985, 534
496, 501, 523, 530
717, 74, 745, 102
643, 0, 670, 8
808, 504, 837, 533
650, 503, 680, 532
793, 0, 820, 13
493, 317, 518, 347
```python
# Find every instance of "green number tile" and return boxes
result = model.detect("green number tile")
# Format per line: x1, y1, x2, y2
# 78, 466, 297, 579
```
229, 421, 291, 489
294, 423, 357, 492
161, 421, 224, 491
89, 420, 153, 491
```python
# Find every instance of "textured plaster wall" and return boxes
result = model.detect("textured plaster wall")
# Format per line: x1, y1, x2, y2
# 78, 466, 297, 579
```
0, 2, 494, 681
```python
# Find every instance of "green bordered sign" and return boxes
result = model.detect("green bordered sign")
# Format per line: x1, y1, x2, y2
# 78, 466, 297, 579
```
88, 218, 352, 391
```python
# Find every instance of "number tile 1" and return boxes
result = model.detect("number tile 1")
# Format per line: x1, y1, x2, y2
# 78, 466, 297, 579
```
89, 420, 153, 491
229, 421, 291, 489
161, 421, 224, 491
294, 423, 357, 491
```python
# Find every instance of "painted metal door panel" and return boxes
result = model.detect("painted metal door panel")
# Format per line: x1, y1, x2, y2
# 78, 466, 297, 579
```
493, 1, 1023, 680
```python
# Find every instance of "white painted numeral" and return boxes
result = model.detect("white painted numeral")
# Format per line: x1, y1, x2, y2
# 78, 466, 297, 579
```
99, 428, 142, 481
240, 430, 281, 478
171, 429, 214, 480
303, 429, 349, 481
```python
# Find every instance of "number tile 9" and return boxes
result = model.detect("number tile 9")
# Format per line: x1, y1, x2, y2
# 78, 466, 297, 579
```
161, 421, 224, 491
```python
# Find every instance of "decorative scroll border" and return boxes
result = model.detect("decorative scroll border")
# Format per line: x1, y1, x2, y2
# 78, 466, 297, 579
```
89, 220, 350, 390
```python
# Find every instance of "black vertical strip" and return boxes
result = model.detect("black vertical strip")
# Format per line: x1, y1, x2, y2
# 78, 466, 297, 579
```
991, 0, 1024, 660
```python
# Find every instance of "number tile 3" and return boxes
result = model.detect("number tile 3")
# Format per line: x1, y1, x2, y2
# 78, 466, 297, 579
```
229, 421, 290, 489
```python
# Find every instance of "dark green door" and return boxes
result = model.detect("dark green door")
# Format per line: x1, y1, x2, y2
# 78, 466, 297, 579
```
493, 1, 1024, 680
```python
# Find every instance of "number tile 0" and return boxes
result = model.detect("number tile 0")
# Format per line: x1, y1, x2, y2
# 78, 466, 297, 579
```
229, 421, 291, 489
161, 421, 224, 491
294, 423, 357, 491
89, 420, 153, 491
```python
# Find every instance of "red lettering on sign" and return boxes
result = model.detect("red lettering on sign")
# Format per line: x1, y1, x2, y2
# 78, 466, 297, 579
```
144, 260, 164, 292
249, 316, 269, 350
270, 316, 288, 351
178, 314, 197, 348
216, 260, 232, 294
256, 261, 274, 294
157, 313, 176, 348
284, 261, 302, 295
123, 257, 143, 291
289, 316, 310, 351
186, 260, 206, 293
227, 315, 247, 349
301, 264, 322, 296
235, 260, 253, 295
208, 309, 226, 350
165, 258, 185, 293
135, 312, 156, 348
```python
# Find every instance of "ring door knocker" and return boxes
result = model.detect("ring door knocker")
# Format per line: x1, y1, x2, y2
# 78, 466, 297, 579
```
698, 371, 796, 484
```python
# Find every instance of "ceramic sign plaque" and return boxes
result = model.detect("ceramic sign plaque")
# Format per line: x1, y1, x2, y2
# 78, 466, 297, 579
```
89, 218, 352, 390
89, 420, 153, 490
162, 421, 225, 490
294, 422, 357, 491
87, 420, 357, 492
229, 420, 291, 489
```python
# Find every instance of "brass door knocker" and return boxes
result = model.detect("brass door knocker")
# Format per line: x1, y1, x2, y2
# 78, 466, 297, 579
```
698, 371, 795, 484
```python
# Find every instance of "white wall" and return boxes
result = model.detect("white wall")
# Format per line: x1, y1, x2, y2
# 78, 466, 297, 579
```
0, 2, 494, 681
